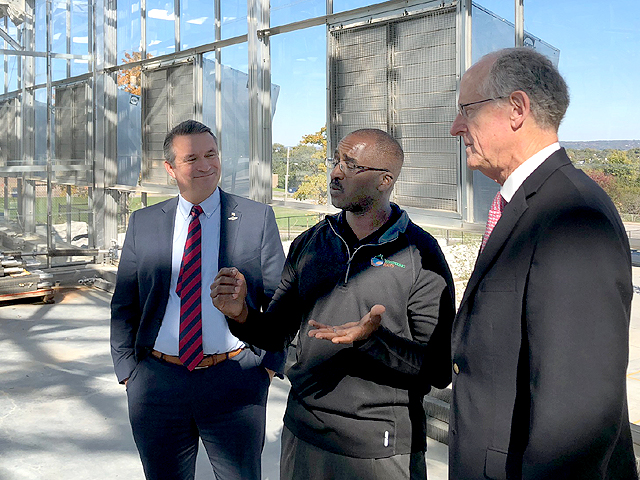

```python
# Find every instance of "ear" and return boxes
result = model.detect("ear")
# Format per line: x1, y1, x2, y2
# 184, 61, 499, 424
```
378, 173, 395, 192
509, 90, 530, 130
164, 160, 177, 179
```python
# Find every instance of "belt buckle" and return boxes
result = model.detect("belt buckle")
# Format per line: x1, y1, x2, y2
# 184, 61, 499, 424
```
192, 355, 209, 370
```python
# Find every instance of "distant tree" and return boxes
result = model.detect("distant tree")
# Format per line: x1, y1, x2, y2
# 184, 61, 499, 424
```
293, 161, 327, 204
290, 127, 327, 200
604, 150, 635, 181
117, 51, 152, 96
300, 126, 327, 161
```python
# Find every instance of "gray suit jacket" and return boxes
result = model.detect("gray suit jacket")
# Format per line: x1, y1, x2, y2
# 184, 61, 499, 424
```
110, 188, 286, 383
450, 149, 637, 479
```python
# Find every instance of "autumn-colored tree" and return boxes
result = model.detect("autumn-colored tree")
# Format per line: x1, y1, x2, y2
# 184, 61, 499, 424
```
300, 126, 327, 161
293, 161, 328, 204
117, 52, 152, 96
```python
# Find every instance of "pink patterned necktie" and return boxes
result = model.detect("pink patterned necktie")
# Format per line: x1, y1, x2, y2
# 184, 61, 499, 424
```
481, 192, 506, 252
176, 205, 204, 371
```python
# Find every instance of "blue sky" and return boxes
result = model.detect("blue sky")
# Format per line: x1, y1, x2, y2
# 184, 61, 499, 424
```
481, 0, 640, 142
270, 0, 640, 145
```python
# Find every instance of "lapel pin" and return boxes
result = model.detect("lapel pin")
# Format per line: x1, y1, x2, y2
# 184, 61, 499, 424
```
228, 212, 238, 221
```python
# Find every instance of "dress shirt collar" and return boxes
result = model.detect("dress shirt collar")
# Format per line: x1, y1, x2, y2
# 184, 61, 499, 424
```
500, 142, 560, 203
177, 187, 220, 220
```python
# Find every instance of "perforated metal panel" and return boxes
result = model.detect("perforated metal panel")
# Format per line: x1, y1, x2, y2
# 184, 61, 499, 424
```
0, 97, 18, 167
329, 5, 458, 213
142, 61, 195, 185
54, 82, 89, 184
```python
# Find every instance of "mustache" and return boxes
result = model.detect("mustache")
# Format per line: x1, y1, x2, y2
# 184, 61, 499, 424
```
330, 179, 343, 191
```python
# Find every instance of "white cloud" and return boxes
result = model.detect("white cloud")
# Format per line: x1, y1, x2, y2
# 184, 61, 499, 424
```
53, 33, 61, 41
187, 16, 208, 25
148, 9, 174, 21
132, 3, 139, 13
148, 40, 161, 46
73, 37, 88, 44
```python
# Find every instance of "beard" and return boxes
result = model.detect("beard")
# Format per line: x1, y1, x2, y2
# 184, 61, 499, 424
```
330, 179, 372, 213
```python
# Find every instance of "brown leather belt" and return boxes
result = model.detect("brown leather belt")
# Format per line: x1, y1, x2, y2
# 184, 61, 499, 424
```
151, 347, 244, 370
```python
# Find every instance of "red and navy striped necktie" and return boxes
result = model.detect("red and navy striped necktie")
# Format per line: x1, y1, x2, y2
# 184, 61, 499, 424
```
176, 205, 204, 371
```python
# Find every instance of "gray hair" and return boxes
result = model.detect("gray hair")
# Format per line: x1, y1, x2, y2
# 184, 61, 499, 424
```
163, 120, 217, 164
480, 47, 569, 131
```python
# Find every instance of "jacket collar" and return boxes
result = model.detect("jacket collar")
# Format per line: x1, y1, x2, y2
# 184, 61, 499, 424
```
327, 203, 410, 245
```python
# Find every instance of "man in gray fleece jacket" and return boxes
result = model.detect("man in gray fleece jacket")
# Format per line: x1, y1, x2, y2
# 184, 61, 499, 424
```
211, 128, 455, 479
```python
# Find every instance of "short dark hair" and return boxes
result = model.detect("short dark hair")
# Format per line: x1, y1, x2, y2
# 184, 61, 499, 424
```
163, 120, 217, 164
480, 47, 569, 131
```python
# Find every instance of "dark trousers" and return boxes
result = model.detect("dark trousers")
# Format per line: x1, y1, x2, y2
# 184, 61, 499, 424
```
280, 425, 427, 480
126, 349, 270, 480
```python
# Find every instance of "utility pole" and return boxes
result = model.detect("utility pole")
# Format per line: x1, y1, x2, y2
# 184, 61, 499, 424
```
284, 146, 291, 202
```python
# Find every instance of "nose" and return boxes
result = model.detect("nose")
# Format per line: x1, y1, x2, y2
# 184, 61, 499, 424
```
195, 155, 214, 171
450, 113, 466, 137
329, 162, 344, 180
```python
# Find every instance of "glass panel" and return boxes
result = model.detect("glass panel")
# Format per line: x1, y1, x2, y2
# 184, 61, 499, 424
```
271, 26, 326, 201
118, 1, 142, 63
52, 58, 68, 82
472, 3, 515, 62
35, 89, 48, 168
71, 0, 90, 76
146, 0, 176, 57
202, 51, 217, 132
271, 26, 326, 148
217, 44, 250, 196
181, 0, 215, 50
7, 56, 18, 92
35, 1, 47, 84
50, 0, 68, 55
221, 0, 247, 40
472, 0, 514, 28
332, 0, 377, 14
117, 68, 142, 186
270, 0, 325, 27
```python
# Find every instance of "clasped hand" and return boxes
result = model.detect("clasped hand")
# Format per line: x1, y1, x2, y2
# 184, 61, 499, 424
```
210, 267, 248, 321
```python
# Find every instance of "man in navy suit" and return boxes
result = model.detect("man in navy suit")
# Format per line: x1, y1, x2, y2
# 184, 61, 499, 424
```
110, 120, 285, 480
449, 48, 637, 479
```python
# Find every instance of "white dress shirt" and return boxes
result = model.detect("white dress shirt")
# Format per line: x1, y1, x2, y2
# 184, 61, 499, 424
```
501, 142, 561, 202
154, 188, 244, 355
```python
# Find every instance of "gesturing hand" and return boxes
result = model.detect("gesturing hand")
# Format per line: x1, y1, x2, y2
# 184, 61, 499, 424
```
210, 267, 249, 322
307, 304, 386, 344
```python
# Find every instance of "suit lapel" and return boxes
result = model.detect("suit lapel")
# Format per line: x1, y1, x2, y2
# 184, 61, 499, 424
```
458, 149, 572, 313
158, 197, 179, 298
219, 189, 241, 268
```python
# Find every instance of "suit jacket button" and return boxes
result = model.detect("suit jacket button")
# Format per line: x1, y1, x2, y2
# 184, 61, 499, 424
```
453, 363, 460, 374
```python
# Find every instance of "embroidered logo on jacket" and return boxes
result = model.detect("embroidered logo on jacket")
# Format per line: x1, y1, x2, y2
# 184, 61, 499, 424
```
371, 255, 405, 268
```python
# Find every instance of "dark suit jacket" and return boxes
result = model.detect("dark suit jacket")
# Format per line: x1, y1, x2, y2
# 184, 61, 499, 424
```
110, 189, 286, 383
450, 149, 637, 479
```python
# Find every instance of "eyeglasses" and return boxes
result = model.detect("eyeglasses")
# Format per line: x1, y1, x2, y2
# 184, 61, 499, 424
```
325, 158, 390, 176
458, 96, 505, 117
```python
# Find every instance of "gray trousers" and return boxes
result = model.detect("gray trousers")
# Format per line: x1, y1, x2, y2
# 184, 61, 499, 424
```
280, 425, 427, 480
126, 349, 270, 480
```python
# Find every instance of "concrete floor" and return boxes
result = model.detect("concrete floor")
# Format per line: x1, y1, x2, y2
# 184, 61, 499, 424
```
0, 286, 448, 479
3, 264, 640, 479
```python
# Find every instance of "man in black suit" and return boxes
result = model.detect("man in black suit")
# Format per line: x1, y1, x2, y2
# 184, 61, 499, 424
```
110, 120, 285, 480
449, 48, 637, 479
